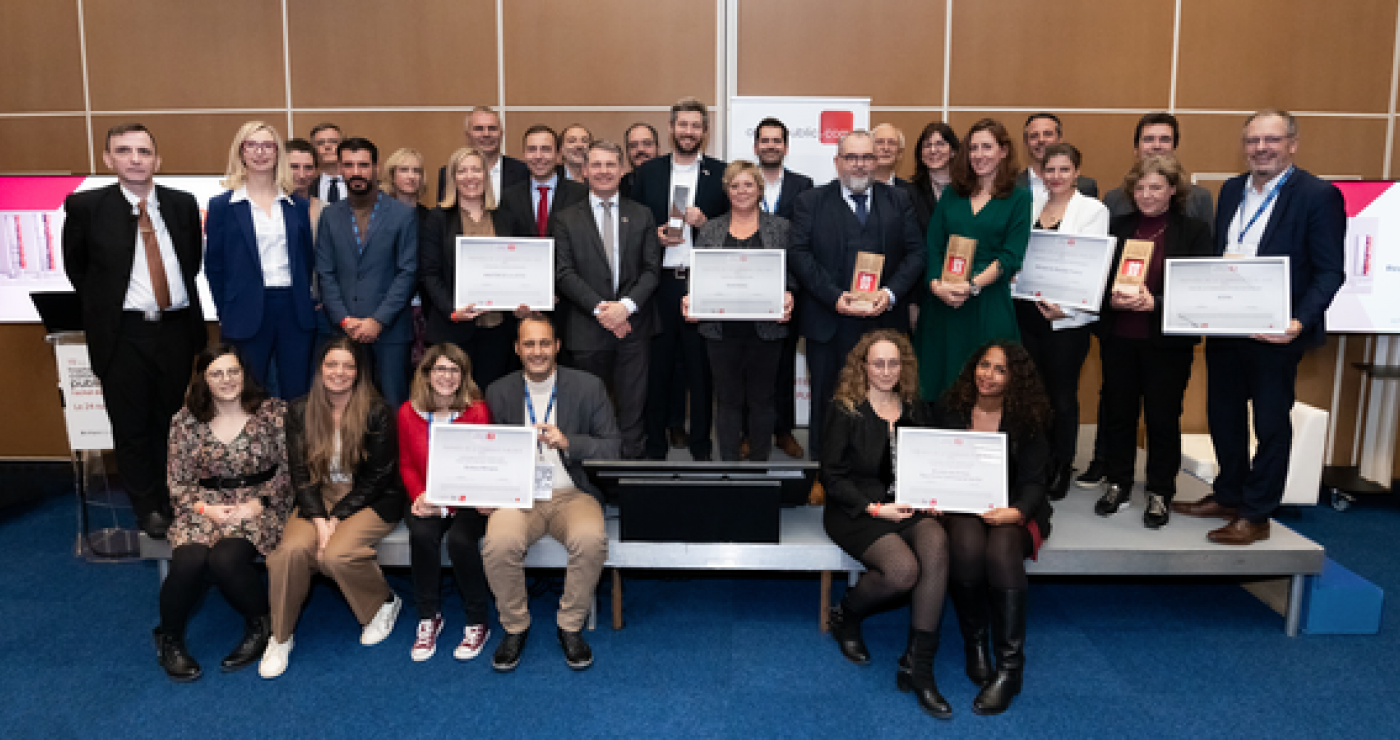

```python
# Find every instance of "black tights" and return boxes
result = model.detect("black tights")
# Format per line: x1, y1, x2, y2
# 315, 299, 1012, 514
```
944, 514, 1029, 590
159, 538, 268, 632
845, 517, 948, 632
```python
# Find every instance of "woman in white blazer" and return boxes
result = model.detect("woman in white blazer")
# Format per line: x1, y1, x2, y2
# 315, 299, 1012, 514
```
1013, 143, 1110, 500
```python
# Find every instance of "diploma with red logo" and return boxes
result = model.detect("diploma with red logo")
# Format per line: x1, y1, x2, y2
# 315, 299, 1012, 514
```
455, 236, 555, 311
688, 248, 786, 320
1162, 256, 1291, 336
424, 424, 537, 508
895, 428, 1008, 514
1010, 230, 1117, 310
941, 235, 977, 283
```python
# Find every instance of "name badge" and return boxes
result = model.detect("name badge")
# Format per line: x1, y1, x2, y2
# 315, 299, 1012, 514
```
534, 464, 555, 500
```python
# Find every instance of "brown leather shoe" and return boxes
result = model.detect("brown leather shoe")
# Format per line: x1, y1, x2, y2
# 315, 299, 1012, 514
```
776, 432, 805, 459
808, 480, 826, 505
1207, 518, 1271, 545
1170, 495, 1239, 520
739, 436, 751, 461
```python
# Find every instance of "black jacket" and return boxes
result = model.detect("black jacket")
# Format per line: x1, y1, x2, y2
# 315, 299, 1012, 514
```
929, 400, 1053, 538
496, 177, 589, 238
288, 397, 405, 524
1097, 209, 1214, 349
820, 398, 934, 520
418, 205, 514, 347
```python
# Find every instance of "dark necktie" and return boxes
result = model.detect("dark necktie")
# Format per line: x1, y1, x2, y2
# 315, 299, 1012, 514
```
327, 178, 341, 203
852, 192, 869, 226
536, 185, 551, 237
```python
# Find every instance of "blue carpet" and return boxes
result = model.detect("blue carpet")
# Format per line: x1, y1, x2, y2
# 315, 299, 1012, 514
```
2, 488, 1397, 739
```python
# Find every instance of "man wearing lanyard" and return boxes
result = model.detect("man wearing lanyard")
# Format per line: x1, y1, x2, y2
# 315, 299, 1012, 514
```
481, 316, 620, 671
1173, 109, 1345, 545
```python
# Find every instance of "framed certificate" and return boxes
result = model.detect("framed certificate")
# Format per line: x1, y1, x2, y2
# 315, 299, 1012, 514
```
895, 428, 1008, 514
424, 423, 537, 508
688, 248, 786, 320
1010, 230, 1117, 310
1162, 257, 1292, 335
454, 237, 554, 311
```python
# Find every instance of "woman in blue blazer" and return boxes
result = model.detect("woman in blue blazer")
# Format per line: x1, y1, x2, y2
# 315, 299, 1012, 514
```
205, 121, 317, 399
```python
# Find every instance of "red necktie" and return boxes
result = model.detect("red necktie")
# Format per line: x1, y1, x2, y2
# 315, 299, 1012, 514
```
536, 185, 551, 237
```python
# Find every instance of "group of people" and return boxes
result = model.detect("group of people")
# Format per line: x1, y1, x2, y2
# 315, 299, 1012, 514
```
60, 99, 1344, 719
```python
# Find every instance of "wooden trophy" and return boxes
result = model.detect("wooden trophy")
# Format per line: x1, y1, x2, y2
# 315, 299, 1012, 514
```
941, 235, 977, 283
1112, 239, 1154, 298
850, 252, 885, 312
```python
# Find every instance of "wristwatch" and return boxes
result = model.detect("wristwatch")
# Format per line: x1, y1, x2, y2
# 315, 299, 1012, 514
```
968, 282, 982, 297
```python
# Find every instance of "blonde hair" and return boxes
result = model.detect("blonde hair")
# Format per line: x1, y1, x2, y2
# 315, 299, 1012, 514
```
722, 159, 761, 190
409, 342, 482, 413
380, 147, 426, 200
832, 330, 920, 413
437, 147, 497, 210
220, 121, 293, 194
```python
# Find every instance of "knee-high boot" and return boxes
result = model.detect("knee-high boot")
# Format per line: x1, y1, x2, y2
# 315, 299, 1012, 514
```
948, 580, 993, 686
828, 594, 870, 665
896, 628, 953, 719
973, 587, 1027, 715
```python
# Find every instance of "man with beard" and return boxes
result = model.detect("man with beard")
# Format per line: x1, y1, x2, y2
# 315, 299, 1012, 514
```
788, 130, 925, 471
619, 122, 660, 198
559, 124, 593, 183
1015, 112, 1097, 208
314, 138, 419, 408
436, 106, 530, 203
629, 97, 730, 461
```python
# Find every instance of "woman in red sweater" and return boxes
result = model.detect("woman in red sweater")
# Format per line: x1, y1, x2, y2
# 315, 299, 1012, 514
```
398, 342, 493, 662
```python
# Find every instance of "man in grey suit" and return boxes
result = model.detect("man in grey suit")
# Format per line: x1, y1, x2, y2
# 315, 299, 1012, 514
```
553, 140, 662, 459
482, 315, 621, 672
314, 137, 418, 409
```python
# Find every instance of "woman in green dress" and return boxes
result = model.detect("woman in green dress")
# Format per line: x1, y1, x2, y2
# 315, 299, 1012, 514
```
917, 118, 1031, 399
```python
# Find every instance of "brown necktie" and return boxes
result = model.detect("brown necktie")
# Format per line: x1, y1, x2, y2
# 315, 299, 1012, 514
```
138, 199, 172, 310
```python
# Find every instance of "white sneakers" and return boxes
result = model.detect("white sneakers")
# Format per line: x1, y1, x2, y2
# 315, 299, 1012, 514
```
454, 624, 491, 661
361, 594, 403, 646
259, 635, 293, 679
410, 615, 444, 661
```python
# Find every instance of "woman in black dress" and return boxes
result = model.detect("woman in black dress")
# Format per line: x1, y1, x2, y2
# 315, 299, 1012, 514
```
822, 329, 951, 720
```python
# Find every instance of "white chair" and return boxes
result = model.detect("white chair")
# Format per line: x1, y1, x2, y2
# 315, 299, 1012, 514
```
1178, 402, 1328, 507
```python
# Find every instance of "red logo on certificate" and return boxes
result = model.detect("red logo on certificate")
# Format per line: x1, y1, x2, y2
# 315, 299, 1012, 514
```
486, 433, 495, 440
856, 272, 877, 292
820, 111, 854, 144
1121, 258, 1144, 278
946, 256, 967, 277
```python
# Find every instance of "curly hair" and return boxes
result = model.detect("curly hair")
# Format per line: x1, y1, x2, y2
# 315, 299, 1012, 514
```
940, 340, 1050, 437
831, 330, 920, 413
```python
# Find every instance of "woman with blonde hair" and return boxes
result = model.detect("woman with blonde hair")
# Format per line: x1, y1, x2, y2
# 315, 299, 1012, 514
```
822, 329, 952, 720
205, 121, 317, 398
381, 147, 432, 363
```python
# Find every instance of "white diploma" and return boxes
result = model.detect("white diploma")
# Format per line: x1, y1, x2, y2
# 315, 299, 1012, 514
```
895, 428, 1008, 514
688, 248, 786, 320
1162, 257, 1292, 335
454, 237, 554, 311
1010, 230, 1117, 310
424, 424, 537, 508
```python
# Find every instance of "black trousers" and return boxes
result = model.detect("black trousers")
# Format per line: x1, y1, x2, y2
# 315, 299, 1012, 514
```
805, 319, 869, 462
159, 539, 267, 632
773, 304, 802, 437
645, 273, 713, 459
1016, 303, 1093, 467
707, 337, 783, 461
1099, 337, 1194, 497
100, 312, 198, 520
405, 510, 491, 624
1206, 338, 1302, 522
574, 334, 651, 459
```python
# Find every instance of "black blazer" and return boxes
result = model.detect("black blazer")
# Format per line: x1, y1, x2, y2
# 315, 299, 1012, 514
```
901, 178, 943, 236
820, 398, 933, 520
628, 153, 731, 227
787, 180, 926, 342
418, 206, 514, 347
768, 168, 814, 222
553, 196, 662, 351
496, 177, 589, 238
436, 154, 531, 204
288, 396, 404, 524
929, 400, 1053, 538
1213, 167, 1346, 350
61, 183, 207, 376
1097, 210, 1214, 349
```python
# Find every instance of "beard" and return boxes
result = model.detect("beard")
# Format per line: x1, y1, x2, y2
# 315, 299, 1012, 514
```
843, 175, 870, 193
673, 135, 703, 156
347, 175, 373, 193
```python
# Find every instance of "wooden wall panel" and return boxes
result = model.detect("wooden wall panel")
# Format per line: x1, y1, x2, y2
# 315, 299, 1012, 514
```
293, 110, 498, 191
1175, 115, 1389, 182
90, 114, 259, 175
498, 111, 679, 160
0, 325, 69, 457
504, 0, 714, 106
738, 0, 946, 105
1177, 0, 1396, 113
946, 111, 1146, 196
0, 4, 85, 113
0, 117, 91, 175
83, 0, 286, 111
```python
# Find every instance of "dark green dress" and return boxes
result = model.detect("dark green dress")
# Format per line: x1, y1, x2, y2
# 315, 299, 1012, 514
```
916, 186, 1032, 399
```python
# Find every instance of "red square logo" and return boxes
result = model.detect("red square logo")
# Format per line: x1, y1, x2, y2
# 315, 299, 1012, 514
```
820, 111, 854, 144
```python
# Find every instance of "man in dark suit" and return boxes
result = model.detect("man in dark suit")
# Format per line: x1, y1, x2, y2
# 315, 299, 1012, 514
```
629, 97, 730, 460
1015, 112, 1098, 202
315, 137, 419, 410
62, 123, 206, 538
554, 140, 662, 459
619, 122, 660, 199
789, 130, 926, 467
1173, 109, 1345, 545
497, 125, 589, 239
309, 122, 345, 203
436, 106, 531, 203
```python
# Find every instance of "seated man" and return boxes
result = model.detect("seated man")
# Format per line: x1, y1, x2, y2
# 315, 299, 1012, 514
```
482, 315, 621, 671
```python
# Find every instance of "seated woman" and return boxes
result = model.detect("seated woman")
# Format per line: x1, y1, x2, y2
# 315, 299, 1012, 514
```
822, 330, 952, 720
260, 337, 405, 679
934, 340, 1052, 715
155, 345, 292, 681
398, 343, 494, 662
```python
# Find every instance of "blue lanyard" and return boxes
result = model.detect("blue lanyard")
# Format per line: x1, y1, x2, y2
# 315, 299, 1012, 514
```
351, 191, 384, 255
425, 409, 459, 448
1236, 167, 1292, 245
523, 380, 557, 454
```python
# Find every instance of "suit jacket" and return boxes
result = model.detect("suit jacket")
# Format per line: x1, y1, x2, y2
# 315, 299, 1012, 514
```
766, 168, 815, 222
417, 205, 512, 345
314, 193, 419, 343
693, 211, 795, 342
628, 153, 731, 228
553, 195, 662, 351
485, 366, 622, 502
204, 190, 316, 340
1212, 167, 1346, 350
497, 177, 589, 238
788, 180, 927, 342
1016, 169, 1099, 199
1097, 209, 1214, 348
901, 178, 944, 235
61, 183, 206, 376
436, 155, 530, 204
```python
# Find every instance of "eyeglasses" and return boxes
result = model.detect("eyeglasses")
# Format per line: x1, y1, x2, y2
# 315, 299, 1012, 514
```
242, 141, 278, 154
867, 359, 901, 371
840, 153, 877, 164
430, 365, 463, 376
1244, 135, 1290, 147
922, 140, 951, 151
207, 367, 243, 381
313, 137, 341, 147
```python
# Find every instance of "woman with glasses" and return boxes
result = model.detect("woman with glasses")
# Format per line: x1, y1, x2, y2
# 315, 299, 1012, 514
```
205, 121, 317, 399
905, 122, 961, 235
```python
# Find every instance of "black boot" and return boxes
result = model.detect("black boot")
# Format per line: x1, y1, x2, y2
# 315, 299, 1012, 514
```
221, 614, 271, 672
896, 629, 953, 719
827, 596, 870, 666
1047, 461, 1072, 501
153, 626, 201, 682
948, 581, 993, 686
973, 588, 1027, 715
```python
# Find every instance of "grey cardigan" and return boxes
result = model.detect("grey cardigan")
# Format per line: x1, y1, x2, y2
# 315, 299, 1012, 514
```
692, 211, 796, 341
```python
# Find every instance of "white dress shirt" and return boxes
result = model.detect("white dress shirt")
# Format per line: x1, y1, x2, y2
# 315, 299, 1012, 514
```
230, 187, 294, 288
761, 170, 783, 214
589, 192, 636, 314
120, 185, 190, 312
530, 173, 560, 221
1226, 166, 1293, 258
317, 173, 344, 202
489, 156, 503, 204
